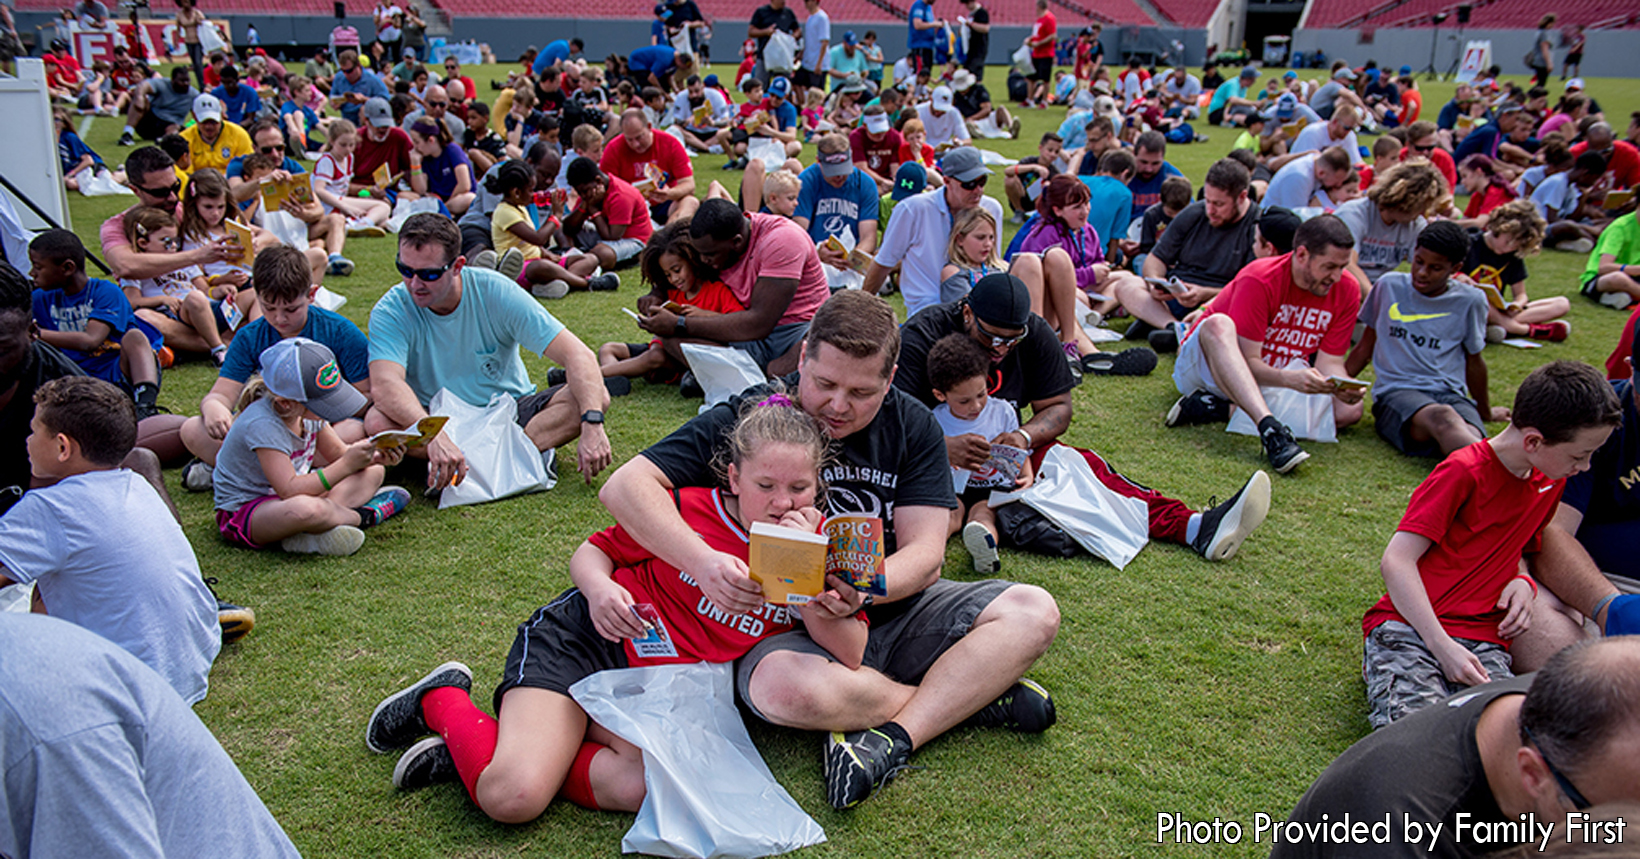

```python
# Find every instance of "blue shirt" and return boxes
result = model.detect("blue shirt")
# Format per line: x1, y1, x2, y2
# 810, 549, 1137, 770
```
1453, 121, 1503, 162
1126, 161, 1184, 222
769, 97, 799, 131
629, 45, 676, 77
225, 154, 306, 179
210, 84, 263, 126
1079, 174, 1132, 259
1564, 379, 1640, 526
31, 278, 133, 384
1207, 80, 1247, 114
280, 100, 319, 135
794, 164, 880, 247
532, 40, 570, 76
57, 129, 101, 173
219, 307, 370, 386
423, 143, 472, 201
328, 69, 390, 125
907, 0, 935, 49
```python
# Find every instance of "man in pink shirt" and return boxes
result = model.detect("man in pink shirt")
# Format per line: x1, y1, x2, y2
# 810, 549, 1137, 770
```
635, 198, 828, 376
1167, 214, 1366, 474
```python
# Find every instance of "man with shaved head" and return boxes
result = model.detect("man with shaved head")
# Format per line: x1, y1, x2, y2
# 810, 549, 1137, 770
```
599, 108, 699, 224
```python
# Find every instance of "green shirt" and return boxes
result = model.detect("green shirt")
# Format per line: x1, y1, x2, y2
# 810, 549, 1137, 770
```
1585, 212, 1640, 286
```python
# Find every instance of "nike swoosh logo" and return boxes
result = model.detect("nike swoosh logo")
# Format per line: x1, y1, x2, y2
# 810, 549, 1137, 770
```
1388, 302, 1451, 324
1538, 484, 1555, 493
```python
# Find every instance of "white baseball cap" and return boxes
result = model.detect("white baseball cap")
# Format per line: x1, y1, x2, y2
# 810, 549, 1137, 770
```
193, 93, 224, 123
932, 85, 954, 113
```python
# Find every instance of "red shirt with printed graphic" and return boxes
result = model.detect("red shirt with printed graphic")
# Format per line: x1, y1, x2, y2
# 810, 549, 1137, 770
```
1191, 252, 1359, 366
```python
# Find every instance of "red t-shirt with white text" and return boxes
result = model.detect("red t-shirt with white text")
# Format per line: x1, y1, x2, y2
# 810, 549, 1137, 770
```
599, 128, 695, 191
1193, 252, 1359, 366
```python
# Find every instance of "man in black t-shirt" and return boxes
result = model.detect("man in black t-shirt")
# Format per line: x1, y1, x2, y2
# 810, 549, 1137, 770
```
1274, 638, 1640, 859
896, 274, 1271, 561
748, 0, 799, 83
951, 69, 1016, 140
957, 0, 988, 78
602, 291, 1060, 811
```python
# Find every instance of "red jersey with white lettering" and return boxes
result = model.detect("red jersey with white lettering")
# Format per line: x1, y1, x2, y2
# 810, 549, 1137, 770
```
1194, 252, 1359, 366
588, 487, 800, 666
1362, 441, 1562, 646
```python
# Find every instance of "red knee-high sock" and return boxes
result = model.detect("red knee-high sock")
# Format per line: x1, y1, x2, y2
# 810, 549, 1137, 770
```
421, 685, 498, 804
558, 741, 606, 811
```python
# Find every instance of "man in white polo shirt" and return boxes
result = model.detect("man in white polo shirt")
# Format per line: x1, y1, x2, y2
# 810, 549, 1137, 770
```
865, 146, 1002, 316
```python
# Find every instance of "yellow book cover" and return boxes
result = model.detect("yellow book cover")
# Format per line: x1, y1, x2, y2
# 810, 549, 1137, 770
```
372, 163, 392, 189
223, 219, 255, 269
261, 174, 314, 211
749, 522, 828, 605
369, 415, 449, 450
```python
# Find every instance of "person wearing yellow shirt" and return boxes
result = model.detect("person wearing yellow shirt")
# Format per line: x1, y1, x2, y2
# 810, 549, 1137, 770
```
179, 93, 252, 177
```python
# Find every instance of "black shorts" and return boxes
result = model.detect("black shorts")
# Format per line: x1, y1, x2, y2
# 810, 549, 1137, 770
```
495, 588, 629, 710
514, 383, 564, 428
735, 578, 1014, 721
459, 223, 492, 258
1031, 56, 1054, 83
135, 109, 174, 141
793, 68, 823, 91
911, 47, 934, 73
1371, 387, 1486, 457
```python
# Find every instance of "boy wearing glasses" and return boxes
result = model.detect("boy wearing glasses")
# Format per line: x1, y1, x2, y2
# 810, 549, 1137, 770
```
1361, 361, 1621, 729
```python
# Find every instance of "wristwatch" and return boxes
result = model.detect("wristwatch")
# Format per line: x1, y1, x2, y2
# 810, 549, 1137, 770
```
675, 314, 688, 335
580, 410, 605, 425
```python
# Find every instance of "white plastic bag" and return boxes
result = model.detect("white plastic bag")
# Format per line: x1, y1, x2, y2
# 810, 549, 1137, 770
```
385, 196, 441, 234
263, 209, 309, 250
746, 136, 788, 174
1011, 42, 1032, 75
977, 149, 1018, 166
990, 445, 1150, 569
570, 663, 827, 859
198, 22, 228, 54
311, 285, 348, 311
78, 168, 134, 197
764, 29, 797, 74
1225, 360, 1339, 443
968, 114, 1011, 139
429, 389, 555, 509
680, 343, 766, 410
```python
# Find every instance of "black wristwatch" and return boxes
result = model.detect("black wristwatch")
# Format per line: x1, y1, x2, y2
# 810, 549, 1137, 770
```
675, 314, 687, 335
580, 410, 605, 425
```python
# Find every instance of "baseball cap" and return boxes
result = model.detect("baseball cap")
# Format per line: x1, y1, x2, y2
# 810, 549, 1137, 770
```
843, 30, 858, 45
1283, 69, 1297, 80
192, 93, 224, 123
768, 76, 791, 99
840, 73, 868, 94
404, 47, 417, 59
940, 146, 990, 183
892, 161, 927, 200
1333, 67, 1356, 81
818, 147, 853, 179
864, 111, 890, 134
1399, 64, 1413, 75
967, 273, 1032, 329
1365, 67, 1381, 81
363, 96, 394, 128
932, 85, 954, 112
704, 73, 720, 88
1565, 77, 1585, 91
258, 338, 368, 424
1275, 92, 1297, 119
1257, 206, 1302, 255
951, 69, 977, 92
1240, 66, 1259, 80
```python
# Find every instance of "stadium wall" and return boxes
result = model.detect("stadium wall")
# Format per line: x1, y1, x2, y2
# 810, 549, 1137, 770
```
1293, 28, 1637, 80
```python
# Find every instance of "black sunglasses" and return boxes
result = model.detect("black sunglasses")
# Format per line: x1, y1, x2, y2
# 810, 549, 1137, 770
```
137, 180, 182, 198
1522, 724, 1592, 810
969, 312, 1026, 348
396, 257, 455, 283
426, 100, 450, 108
259, 143, 285, 154
1411, 142, 1436, 152
958, 176, 988, 191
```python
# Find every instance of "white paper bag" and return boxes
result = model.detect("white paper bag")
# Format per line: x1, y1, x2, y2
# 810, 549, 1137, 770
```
429, 389, 555, 509
680, 343, 767, 410
990, 445, 1150, 569
311, 285, 348, 311
570, 663, 826, 859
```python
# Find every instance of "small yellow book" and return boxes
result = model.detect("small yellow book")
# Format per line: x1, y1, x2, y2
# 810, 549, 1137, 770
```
743, 111, 770, 133
692, 104, 712, 126
846, 248, 875, 274
1328, 375, 1370, 392
261, 174, 313, 211
1604, 189, 1635, 211
223, 219, 255, 269
368, 415, 449, 450
372, 163, 393, 190
749, 515, 887, 606
1475, 282, 1524, 313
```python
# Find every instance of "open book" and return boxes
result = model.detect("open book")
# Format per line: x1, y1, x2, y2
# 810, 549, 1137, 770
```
748, 515, 888, 606
369, 415, 449, 449
1328, 375, 1370, 392
261, 174, 314, 211
1475, 282, 1524, 313
631, 162, 666, 195
223, 219, 255, 271
371, 163, 393, 190
823, 236, 876, 274
1604, 189, 1634, 211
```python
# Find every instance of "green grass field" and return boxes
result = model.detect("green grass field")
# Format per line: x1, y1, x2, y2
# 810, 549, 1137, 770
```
50, 65, 1640, 858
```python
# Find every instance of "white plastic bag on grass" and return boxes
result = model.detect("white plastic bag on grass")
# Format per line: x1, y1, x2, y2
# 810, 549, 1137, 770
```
681, 343, 766, 411
1225, 361, 1338, 443
78, 169, 133, 196
746, 136, 789, 174
263, 209, 309, 250
977, 149, 1017, 167
312, 285, 347, 311
570, 662, 827, 859
430, 389, 556, 509
385, 197, 441, 234
990, 444, 1149, 569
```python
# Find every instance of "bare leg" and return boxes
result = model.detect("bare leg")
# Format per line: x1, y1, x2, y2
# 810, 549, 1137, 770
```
245, 490, 371, 544
1026, 250, 1097, 355
523, 259, 592, 291
520, 384, 594, 453
740, 160, 766, 214
1112, 272, 1180, 328
180, 415, 224, 466
666, 195, 699, 224
474, 687, 591, 823
121, 446, 181, 523
1193, 314, 1273, 423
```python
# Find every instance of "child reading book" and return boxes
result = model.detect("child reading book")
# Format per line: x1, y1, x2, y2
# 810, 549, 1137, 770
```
121, 206, 233, 367
312, 119, 392, 237
179, 168, 267, 313
1459, 199, 1570, 342
1361, 360, 1621, 728
362, 395, 867, 827
483, 159, 619, 299
212, 338, 409, 556
595, 223, 744, 394
926, 333, 1034, 574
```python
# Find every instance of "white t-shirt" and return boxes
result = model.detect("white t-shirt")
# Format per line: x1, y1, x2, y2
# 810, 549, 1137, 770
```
1530, 172, 1580, 221
673, 87, 732, 126
0, 470, 220, 704
1120, 70, 1144, 105
1263, 153, 1332, 210
314, 151, 352, 202
916, 102, 969, 149
1292, 120, 1363, 165
123, 263, 205, 299
934, 396, 1020, 492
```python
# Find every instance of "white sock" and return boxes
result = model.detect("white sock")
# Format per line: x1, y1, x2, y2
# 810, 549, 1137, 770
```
211, 344, 227, 356
123, 124, 134, 135
1185, 513, 1202, 544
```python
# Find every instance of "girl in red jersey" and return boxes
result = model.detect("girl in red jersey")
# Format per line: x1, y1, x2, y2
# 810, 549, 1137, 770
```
364, 397, 867, 822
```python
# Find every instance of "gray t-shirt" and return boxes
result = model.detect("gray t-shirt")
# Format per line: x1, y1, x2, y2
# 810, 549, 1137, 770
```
213, 397, 323, 512
1336, 197, 1426, 285
1357, 271, 1487, 398
0, 470, 220, 704
1149, 199, 1260, 290
0, 613, 302, 858
1308, 80, 1346, 114
148, 78, 198, 125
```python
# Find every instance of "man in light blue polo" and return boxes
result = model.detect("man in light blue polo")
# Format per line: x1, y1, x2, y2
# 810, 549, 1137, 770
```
864, 146, 1002, 316
328, 48, 390, 127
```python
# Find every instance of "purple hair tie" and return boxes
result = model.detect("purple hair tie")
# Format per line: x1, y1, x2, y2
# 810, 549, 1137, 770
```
758, 393, 796, 408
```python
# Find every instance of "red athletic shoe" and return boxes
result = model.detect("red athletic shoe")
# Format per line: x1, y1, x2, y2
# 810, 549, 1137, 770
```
1528, 321, 1570, 342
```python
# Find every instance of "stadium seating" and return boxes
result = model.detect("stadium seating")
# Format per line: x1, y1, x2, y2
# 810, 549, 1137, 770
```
1145, 0, 1218, 27
15, 0, 376, 12
1305, 0, 1639, 29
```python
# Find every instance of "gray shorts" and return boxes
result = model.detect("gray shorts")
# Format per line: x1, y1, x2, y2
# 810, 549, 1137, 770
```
735, 578, 1014, 723
1371, 387, 1485, 457
576, 226, 645, 266
732, 320, 811, 371
1363, 620, 1512, 730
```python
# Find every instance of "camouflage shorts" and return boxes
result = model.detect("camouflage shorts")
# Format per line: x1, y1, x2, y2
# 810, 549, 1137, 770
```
1363, 620, 1512, 730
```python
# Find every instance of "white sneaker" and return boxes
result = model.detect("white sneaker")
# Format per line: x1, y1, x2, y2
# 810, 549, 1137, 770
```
531, 279, 570, 299
497, 248, 526, 281
1601, 291, 1635, 309
1559, 237, 1595, 254
282, 526, 366, 556
347, 219, 387, 238
963, 521, 1000, 574
1486, 324, 1507, 343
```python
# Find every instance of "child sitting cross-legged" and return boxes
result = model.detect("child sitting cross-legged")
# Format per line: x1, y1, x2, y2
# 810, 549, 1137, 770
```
1361, 360, 1622, 728
1458, 199, 1570, 343
212, 338, 409, 556
484, 158, 620, 300
927, 332, 1034, 575
121, 206, 235, 368
1346, 222, 1509, 459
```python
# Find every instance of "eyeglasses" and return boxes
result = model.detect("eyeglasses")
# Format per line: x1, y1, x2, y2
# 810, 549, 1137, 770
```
1522, 724, 1592, 810
958, 176, 988, 191
137, 180, 182, 198
159, 236, 178, 249
259, 143, 285, 154
426, 100, 450, 108
1411, 142, 1436, 153
395, 257, 455, 283
970, 314, 1026, 348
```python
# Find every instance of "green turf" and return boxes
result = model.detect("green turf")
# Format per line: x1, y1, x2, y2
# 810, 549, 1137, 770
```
54, 66, 1640, 857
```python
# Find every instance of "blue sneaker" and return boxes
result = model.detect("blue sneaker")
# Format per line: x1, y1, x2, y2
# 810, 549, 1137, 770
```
360, 486, 411, 528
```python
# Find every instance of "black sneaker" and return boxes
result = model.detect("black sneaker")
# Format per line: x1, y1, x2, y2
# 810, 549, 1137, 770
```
117, 131, 134, 146
679, 371, 704, 398
1166, 389, 1230, 427
217, 598, 256, 644
547, 367, 567, 386
1191, 471, 1271, 561
393, 736, 460, 790
825, 727, 914, 809
1260, 422, 1310, 474
365, 662, 473, 753
959, 679, 1058, 733
1124, 319, 1157, 341
605, 375, 632, 397
588, 273, 620, 291
1147, 324, 1180, 353
1082, 347, 1157, 377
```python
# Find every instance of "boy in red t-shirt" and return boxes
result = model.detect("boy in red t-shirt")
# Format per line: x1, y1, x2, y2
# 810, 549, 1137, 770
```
1361, 360, 1621, 729
563, 156, 652, 277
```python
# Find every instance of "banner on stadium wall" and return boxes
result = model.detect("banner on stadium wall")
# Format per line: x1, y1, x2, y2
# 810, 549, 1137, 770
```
429, 40, 482, 66
67, 19, 232, 68
1454, 40, 1491, 84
